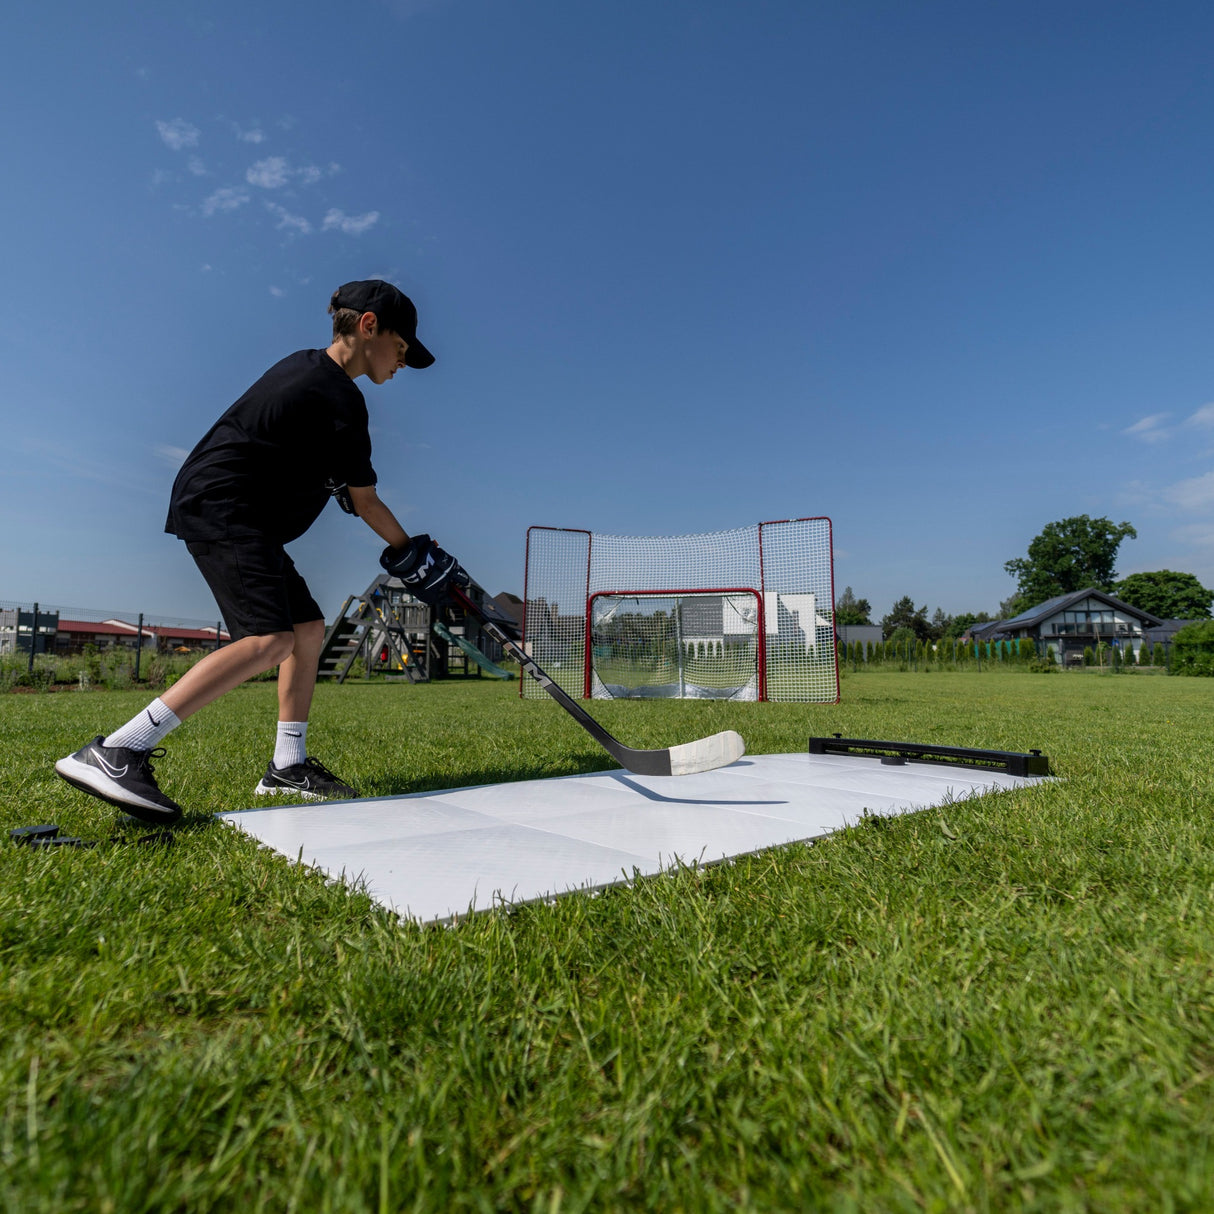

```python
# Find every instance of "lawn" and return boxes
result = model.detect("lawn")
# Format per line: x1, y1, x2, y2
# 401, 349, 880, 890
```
3, 670, 1214, 1211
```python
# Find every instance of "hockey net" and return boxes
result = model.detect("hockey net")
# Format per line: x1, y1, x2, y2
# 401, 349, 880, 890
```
522, 518, 837, 703
589, 590, 761, 700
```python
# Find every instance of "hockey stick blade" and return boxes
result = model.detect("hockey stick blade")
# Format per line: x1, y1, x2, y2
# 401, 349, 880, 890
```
449, 585, 745, 776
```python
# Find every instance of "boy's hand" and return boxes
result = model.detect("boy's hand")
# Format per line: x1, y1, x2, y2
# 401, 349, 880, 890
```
380, 535, 468, 605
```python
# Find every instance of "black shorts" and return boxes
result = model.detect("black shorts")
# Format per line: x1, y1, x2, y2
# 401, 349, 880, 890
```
185, 539, 324, 642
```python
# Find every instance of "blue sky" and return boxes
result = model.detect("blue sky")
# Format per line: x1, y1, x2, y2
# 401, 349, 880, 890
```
3, 1, 1214, 625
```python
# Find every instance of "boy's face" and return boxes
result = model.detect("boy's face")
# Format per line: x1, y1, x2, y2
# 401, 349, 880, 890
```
365, 319, 412, 385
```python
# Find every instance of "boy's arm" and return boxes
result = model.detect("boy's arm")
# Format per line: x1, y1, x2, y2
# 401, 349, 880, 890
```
347, 484, 409, 551
346, 483, 465, 605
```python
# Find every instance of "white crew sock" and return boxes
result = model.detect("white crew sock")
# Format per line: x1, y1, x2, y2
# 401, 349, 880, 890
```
103, 698, 181, 752
272, 721, 308, 770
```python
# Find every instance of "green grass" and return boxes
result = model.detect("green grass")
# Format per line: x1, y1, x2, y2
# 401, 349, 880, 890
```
4, 672, 1214, 1211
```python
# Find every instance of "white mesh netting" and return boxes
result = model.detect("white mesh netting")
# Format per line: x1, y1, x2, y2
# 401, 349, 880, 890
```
589, 592, 761, 701
522, 518, 837, 702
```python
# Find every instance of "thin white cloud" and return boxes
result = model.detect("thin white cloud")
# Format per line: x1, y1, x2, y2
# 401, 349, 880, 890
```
323, 208, 380, 235
1172, 522, 1214, 549
1184, 402, 1214, 429
265, 202, 312, 235
154, 444, 189, 468
202, 187, 250, 216
1117, 479, 1155, 507
1123, 413, 1171, 443
1125, 402, 1214, 445
187, 156, 207, 177
269, 286, 286, 298
246, 156, 329, 189
247, 156, 290, 188
1164, 470, 1214, 513
156, 118, 200, 151
236, 125, 266, 144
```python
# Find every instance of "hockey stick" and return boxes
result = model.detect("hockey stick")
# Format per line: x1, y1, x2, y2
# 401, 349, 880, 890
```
448, 584, 745, 776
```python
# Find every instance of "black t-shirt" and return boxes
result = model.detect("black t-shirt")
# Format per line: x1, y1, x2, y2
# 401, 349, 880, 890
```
165, 349, 376, 543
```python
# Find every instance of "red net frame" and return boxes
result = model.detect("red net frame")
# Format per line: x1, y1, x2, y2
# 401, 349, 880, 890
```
586, 587, 765, 701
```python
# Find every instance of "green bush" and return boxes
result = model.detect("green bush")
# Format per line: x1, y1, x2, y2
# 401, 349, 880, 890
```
0, 653, 56, 691
1169, 619, 1214, 676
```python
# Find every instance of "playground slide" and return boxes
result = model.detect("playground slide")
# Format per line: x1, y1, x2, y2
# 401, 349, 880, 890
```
433, 620, 516, 679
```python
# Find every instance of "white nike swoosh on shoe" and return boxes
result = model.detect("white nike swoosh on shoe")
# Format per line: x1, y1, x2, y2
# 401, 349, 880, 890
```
56, 756, 176, 815
93, 752, 129, 779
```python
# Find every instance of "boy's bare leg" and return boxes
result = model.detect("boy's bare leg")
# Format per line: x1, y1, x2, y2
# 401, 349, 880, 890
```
161, 632, 296, 721
276, 618, 326, 723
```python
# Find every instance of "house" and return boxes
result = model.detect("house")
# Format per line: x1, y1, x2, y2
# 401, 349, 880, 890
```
52, 619, 230, 653
967, 588, 1163, 665
0, 607, 60, 655
1142, 620, 1195, 650
836, 624, 883, 651
490, 592, 525, 632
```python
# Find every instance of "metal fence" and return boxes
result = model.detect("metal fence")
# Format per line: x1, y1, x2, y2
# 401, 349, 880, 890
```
0, 598, 229, 678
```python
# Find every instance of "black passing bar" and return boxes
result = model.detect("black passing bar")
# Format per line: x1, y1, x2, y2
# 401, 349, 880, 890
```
809, 736, 1051, 777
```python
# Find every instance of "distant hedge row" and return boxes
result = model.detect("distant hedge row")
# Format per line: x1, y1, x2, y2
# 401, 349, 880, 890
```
836, 637, 1170, 670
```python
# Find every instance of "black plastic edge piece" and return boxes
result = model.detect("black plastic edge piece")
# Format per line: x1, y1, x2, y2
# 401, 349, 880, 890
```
10, 824, 60, 845
809, 736, 1051, 777
9, 824, 175, 850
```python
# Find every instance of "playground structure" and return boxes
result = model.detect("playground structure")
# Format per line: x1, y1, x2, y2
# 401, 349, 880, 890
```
317, 574, 518, 683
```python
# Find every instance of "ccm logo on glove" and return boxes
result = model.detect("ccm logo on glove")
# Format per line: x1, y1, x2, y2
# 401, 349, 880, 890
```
379, 535, 468, 606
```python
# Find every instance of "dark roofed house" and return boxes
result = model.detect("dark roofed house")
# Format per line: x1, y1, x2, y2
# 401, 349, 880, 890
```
491, 592, 525, 632
966, 589, 1163, 666
1143, 619, 1194, 650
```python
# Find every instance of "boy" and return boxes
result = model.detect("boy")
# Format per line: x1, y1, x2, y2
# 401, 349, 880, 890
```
56, 280, 463, 823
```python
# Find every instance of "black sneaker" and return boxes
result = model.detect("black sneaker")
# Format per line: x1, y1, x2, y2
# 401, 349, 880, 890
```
55, 737, 183, 824
255, 757, 359, 801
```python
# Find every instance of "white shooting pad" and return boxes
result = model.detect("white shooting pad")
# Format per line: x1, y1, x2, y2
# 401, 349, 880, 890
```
218, 754, 1043, 925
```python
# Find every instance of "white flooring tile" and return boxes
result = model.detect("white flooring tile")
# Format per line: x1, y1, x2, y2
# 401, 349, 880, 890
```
219, 753, 1044, 924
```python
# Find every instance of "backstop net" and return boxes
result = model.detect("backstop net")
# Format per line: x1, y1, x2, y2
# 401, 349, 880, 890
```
522, 518, 837, 703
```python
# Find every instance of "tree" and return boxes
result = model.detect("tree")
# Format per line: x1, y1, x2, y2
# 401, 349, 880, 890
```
1004, 515, 1137, 613
881, 596, 932, 641
834, 586, 872, 626
944, 611, 992, 639
1170, 619, 1214, 676
1113, 570, 1213, 621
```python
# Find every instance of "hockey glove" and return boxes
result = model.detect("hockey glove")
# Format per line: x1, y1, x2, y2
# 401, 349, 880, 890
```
380, 534, 468, 606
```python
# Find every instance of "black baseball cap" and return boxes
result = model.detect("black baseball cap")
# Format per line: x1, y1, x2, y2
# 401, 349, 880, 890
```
330, 280, 435, 368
